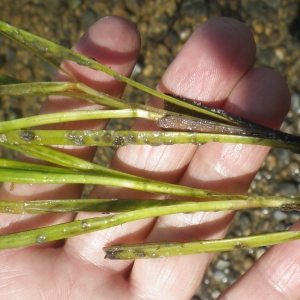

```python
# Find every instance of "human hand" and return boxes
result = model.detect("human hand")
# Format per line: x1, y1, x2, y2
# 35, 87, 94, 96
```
0, 16, 294, 299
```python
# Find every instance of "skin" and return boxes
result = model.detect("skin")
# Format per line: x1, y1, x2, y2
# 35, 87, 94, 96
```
0, 16, 297, 299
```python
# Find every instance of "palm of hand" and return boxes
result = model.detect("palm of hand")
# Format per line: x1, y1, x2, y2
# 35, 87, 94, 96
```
0, 16, 297, 300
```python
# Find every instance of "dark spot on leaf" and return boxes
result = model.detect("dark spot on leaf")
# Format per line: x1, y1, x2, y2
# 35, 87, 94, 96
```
66, 132, 85, 146
112, 135, 125, 147
133, 250, 146, 257
104, 249, 124, 260
20, 131, 35, 142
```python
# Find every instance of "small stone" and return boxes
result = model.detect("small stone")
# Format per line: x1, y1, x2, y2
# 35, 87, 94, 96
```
211, 290, 221, 299
69, 0, 82, 9
274, 47, 286, 60
181, 0, 208, 17
252, 21, 264, 34
213, 270, 227, 282
215, 259, 230, 270
272, 149, 291, 166
143, 64, 154, 76
290, 211, 300, 223
80, 9, 97, 30
265, 154, 277, 171
291, 93, 300, 114
124, 0, 141, 12
18, 67, 33, 81
179, 27, 192, 41
131, 61, 143, 78
265, 25, 272, 36
267, 0, 281, 8
256, 247, 267, 259
273, 210, 288, 222
244, 256, 255, 269
288, 161, 299, 176
164, 30, 179, 49
277, 181, 298, 197
239, 212, 251, 226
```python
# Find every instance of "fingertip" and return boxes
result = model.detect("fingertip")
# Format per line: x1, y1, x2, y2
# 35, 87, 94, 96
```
226, 67, 290, 129
57, 16, 141, 94
159, 17, 256, 103
74, 16, 141, 64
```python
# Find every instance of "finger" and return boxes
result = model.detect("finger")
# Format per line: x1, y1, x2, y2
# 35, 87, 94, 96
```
129, 22, 290, 298
182, 67, 290, 194
158, 18, 255, 103
0, 17, 140, 232
42, 16, 141, 113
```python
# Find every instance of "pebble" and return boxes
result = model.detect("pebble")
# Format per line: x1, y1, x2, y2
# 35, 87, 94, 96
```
215, 259, 230, 270
288, 161, 300, 176
179, 27, 192, 41
213, 270, 227, 283
256, 248, 267, 260
142, 64, 154, 76
289, 211, 300, 223
69, 0, 82, 9
274, 46, 286, 60
211, 290, 221, 299
80, 9, 97, 30
291, 93, 300, 114
244, 256, 255, 269
277, 181, 298, 197
273, 210, 288, 222
252, 21, 264, 34
131, 62, 143, 79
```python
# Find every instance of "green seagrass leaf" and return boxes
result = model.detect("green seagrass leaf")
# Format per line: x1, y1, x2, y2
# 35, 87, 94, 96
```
0, 74, 24, 85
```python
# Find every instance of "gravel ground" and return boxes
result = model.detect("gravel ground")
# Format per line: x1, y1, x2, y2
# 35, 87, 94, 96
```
1, 1, 300, 299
